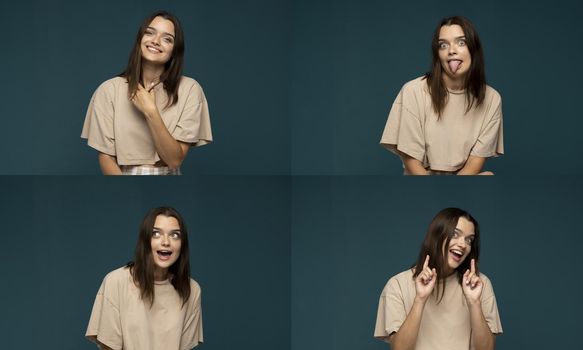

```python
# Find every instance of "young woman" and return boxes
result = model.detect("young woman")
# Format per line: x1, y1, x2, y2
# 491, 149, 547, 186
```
86, 207, 203, 350
374, 208, 502, 350
380, 16, 503, 175
81, 11, 212, 175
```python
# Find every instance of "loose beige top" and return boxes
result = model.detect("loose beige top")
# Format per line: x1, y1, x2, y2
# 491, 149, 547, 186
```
380, 76, 504, 172
81, 76, 212, 165
374, 269, 502, 350
86, 267, 203, 350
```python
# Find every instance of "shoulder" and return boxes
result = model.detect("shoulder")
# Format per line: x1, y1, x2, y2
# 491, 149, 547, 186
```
401, 76, 430, 95
382, 269, 414, 295
179, 76, 206, 101
484, 84, 502, 105
92, 76, 127, 98
102, 266, 132, 285
188, 278, 202, 303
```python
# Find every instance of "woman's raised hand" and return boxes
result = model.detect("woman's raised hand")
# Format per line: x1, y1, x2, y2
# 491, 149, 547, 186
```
130, 83, 158, 116
415, 255, 437, 302
462, 258, 483, 304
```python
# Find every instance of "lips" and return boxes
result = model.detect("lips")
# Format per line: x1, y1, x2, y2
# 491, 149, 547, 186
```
157, 250, 173, 261
146, 45, 162, 53
448, 59, 462, 73
449, 249, 464, 262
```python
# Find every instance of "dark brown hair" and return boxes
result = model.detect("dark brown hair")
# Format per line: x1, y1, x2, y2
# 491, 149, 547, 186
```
412, 208, 481, 303
424, 16, 486, 118
127, 207, 192, 307
119, 10, 185, 109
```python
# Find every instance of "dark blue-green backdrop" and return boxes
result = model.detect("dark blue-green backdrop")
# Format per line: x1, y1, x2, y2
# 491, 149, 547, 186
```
2, 0, 583, 174
0, 177, 290, 349
290, 0, 583, 174
0, 0, 291, 174
291, 176, 583, 349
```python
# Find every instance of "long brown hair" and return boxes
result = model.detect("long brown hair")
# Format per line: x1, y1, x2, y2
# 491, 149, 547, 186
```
127, 207, 192, 307
119, 10, 185, 109
412, 208, 481, 303
424, 16, 486, 118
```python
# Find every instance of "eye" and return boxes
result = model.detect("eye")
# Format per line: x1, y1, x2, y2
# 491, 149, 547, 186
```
170, 232, 181, 239
164, 37, 173, 43
458, 39, 466, 47
439, 42, 448, 49
465, 237, 473, 244
152, 231, 161, 238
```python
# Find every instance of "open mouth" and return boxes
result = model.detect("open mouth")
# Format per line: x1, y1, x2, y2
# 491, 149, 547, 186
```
447, 59, 463, 73
449, 249, 464, 262
157, 250, 173, 261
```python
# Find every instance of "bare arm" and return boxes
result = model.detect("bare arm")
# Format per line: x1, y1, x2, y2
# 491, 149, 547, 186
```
389, 255, 437, 350
131, 84, 189, 169
98, 153, 122, 175
143, 109, 190, 169
401, 154, 429, 175
456, 156, 486, 175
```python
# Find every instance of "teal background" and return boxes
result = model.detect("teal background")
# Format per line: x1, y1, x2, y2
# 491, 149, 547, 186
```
0, 0, 291, 174
2, 0, 583, 174
0, 177, 290, 349
291, 176, 583, 349
290, 0, 583, 174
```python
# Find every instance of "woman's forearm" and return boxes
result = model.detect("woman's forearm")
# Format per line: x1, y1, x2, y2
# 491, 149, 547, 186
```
390, 298, 427, 350
402, 155, 429, 175
457, 156, 486, 175
98, 153, 122, 175
468, 302, 495, 350
143, 109, 186, 169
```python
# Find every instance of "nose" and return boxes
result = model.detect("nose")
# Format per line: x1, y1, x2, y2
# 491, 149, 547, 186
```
448, 44, 457, 55
161, 234, 170, 246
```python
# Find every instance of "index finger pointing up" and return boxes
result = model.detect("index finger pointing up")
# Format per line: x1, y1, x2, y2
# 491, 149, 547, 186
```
423, 255, 430, 269
471, 258, 476, 273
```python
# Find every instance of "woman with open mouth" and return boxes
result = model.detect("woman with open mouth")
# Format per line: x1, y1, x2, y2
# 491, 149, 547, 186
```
81, 11, 212, 175
380, 16, 503, 175
86, 207, 203, 349
374, 208, 502, 349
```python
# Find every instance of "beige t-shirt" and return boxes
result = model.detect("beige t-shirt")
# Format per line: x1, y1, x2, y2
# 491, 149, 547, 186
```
374, 269, 502, 350
380, 76, 504, 172
81, 76, 213, 165
86, 267, 203, 350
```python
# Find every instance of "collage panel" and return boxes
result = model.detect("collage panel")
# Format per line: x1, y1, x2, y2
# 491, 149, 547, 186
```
0, 176, 290, 349
292, 176, 583, 349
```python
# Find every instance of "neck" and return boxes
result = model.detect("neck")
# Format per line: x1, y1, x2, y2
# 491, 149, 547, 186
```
153, 266, 168, 281
442, 73, 465, 91
142, 61, 165, 89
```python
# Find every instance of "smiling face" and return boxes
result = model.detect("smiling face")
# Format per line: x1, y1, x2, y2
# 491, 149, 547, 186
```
438, 24, 472, 82
140, 16, 175, 65
150, 215, 182, 279
443, 216, 475, 275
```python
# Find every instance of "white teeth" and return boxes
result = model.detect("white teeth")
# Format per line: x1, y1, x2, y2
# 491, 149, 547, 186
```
451, 249, 463, 256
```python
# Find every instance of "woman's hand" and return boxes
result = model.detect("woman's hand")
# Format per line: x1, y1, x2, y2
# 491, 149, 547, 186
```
415, 255, 437, 302
462, 258, 483, 304
131, 83, 158, 116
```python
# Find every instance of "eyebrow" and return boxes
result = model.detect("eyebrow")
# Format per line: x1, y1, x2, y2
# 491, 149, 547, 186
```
438, 36, 466, 42
454, 228, 474, 237
146, 27, 175, 39
153, 227, 181, 234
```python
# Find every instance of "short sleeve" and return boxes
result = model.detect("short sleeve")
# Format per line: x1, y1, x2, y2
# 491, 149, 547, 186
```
180, 280, 204, 350
86, 277, 123, 350
380, 86, 426, 163
479, 275, 503, 334
470, 97, 504, 158
374, 278, 408, 342
173, 82, 213, 147
81, 82, 116, 156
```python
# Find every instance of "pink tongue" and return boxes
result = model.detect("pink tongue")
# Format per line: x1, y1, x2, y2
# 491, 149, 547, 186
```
449, 60, 462, 73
